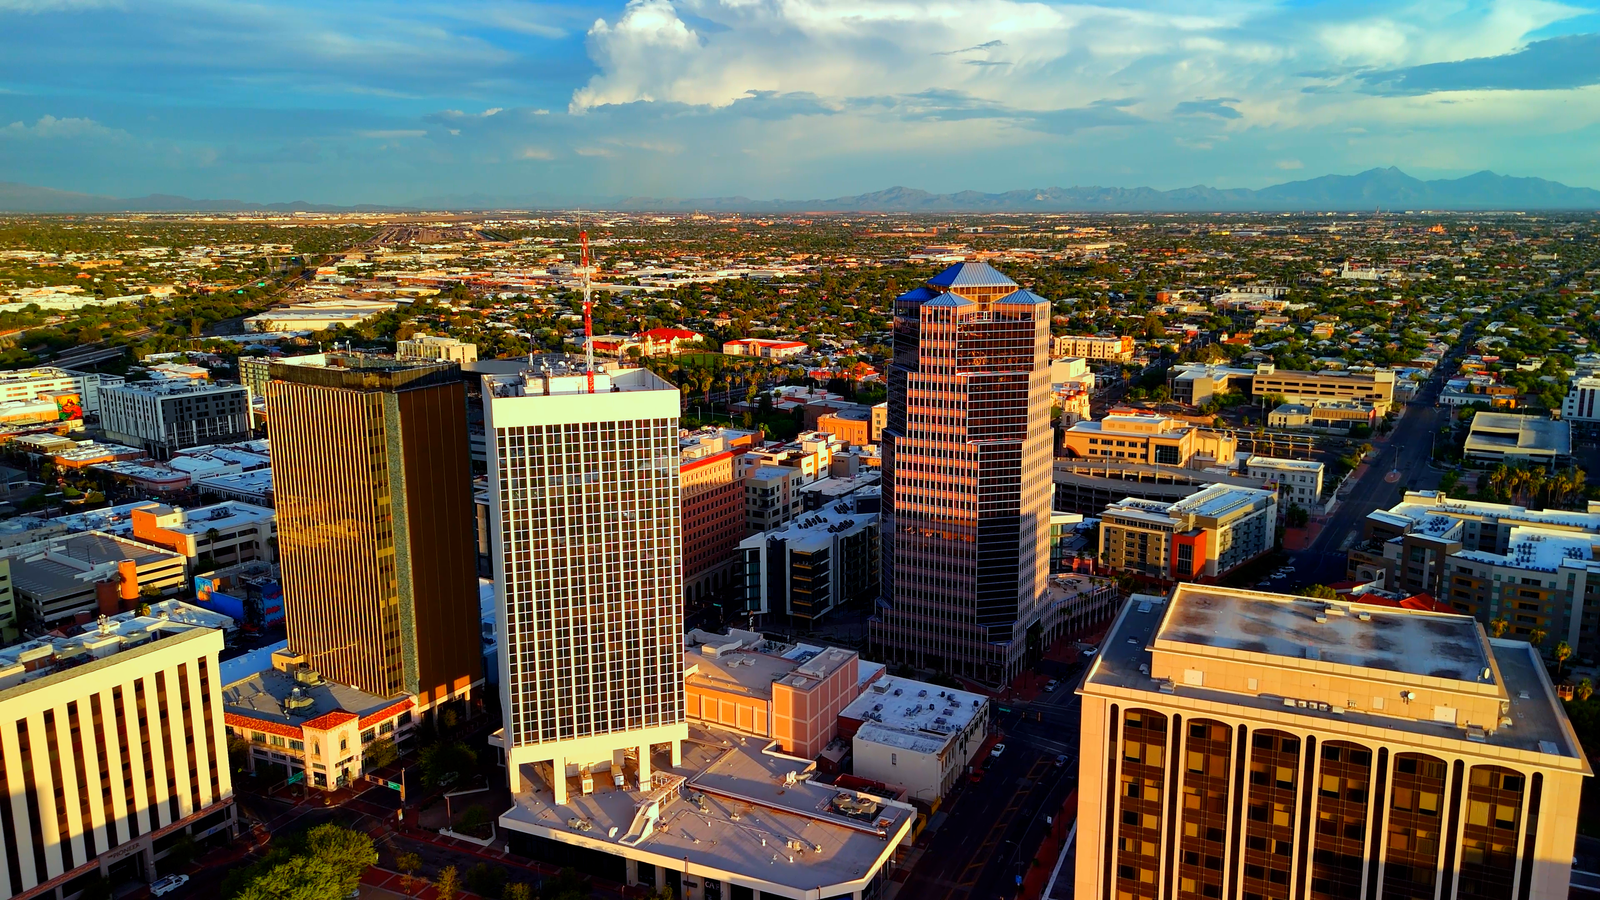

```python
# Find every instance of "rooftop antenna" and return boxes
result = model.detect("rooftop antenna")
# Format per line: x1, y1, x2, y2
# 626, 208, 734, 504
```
581, 223, 595, 393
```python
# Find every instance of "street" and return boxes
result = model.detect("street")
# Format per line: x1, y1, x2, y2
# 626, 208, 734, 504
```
898, 655, 1087, 900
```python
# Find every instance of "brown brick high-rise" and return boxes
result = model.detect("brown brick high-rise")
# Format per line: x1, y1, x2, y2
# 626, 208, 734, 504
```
267, 354, 483, 710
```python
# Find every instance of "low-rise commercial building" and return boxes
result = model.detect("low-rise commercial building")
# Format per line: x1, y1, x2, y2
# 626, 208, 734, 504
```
1061, 412, 1237, 469
3, 531, 188, 625
1051, 334, 1134, 362
1251, 364, 1396, 410
0, 366, 122, 415
838, 675, 989, 806
0, 615, 237, 899
1245, 455, 1325, 510
1170, 363, 1257, 406
396, 333, 478, 364
739, 504, 879, 624
1464, 413, 1570, 468
684, 629, 862, 759
129, 501, 277, 569
221, 647, 417, 791
816, 406, 875, 447
1052, 459, 1272, 518
1099, 483, 1278, 582
1075, 584, 1589, 900
99, 379, 250, 458
1267, 399, 1382, 431
722, 338, 808, 359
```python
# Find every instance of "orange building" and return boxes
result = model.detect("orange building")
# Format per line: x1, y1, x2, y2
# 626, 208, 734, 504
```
681, 448, 746, 604
683, 629, 866, 759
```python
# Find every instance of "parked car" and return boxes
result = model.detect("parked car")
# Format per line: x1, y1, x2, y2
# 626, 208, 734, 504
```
1056, 754, 1070, 767
991, 743, 1007, 758
151, 875, 190, 897
1044, 679, 1059, 692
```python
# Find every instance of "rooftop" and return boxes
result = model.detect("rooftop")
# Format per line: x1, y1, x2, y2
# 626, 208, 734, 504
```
271, 351, 459, 392
1246, 455, 1324, 472
483, 361, 673, 399
221, 665, 404, 727
840, 675, 986, 753
925, 261, 1017, 290
106, 379, 245, 398
740, 503, 877, 551
3, 531, 184, 600
1084, 586, 1588, 767
1465, 413, 1571, 455
1383, 490, 1600, 533
1, 613, 220, 694
685, 629, 858, 700
1169, 482, 1276, 519
501, 726, 914, 894
1455, 525, 1597, 574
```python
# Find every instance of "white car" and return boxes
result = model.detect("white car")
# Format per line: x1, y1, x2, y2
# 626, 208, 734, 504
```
991, 743, 1007, 758
151, 875, 190, 897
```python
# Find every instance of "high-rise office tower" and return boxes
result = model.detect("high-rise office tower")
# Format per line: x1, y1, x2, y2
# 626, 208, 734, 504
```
267, 354, 483, 710
1077, 584, 1587, 900
870, 261, 1054, 683
484, 363, 686, 805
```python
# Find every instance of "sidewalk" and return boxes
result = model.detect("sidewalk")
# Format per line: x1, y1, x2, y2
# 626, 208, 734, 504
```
1021, 790, 1078, 900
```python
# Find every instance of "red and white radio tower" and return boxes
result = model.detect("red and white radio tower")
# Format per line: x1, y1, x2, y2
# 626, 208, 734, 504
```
581, 228, 595, 394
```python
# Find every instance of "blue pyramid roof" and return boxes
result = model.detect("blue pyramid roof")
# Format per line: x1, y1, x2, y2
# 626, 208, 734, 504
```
993, 288, 1051, 306
926, 261, 1018, 290
893, 286, 941, 304
924, 292, 976, 307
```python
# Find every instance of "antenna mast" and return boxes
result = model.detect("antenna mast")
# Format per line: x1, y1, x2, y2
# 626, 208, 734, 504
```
581, 227, 595, 394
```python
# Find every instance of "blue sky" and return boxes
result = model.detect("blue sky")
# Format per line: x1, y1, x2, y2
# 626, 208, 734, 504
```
1, 0, 1598, 203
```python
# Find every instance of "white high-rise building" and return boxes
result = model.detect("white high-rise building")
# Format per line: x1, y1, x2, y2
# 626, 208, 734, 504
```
484, 363, 686, 805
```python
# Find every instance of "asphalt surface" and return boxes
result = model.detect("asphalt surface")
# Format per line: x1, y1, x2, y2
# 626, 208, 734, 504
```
898, 657, 1087, 900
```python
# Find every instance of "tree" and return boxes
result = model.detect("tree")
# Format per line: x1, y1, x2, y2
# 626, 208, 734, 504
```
396, 852, 422, 892
1489, 617, 1510, 638
504, 884, 534, 900
1530, 627, 1548, 648
419, 740, 476, 788
1555, 640, 1574, 678
363, 737, 398, 771
235, 824, 374, 900
1299, 584, 1339, 600
1286, 505, 1310, 528
1578, 678, 1594, 702
464, 862, 507, 898
435, 865, 460, 900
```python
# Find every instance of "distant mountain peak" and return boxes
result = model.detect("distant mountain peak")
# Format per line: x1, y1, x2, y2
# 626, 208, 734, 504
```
1, 168, 1596, 213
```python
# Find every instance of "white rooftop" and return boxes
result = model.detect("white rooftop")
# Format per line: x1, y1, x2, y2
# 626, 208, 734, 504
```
839, 675, 986, 753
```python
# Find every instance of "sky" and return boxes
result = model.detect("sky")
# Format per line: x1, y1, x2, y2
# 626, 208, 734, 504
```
1, 0, 1598, 204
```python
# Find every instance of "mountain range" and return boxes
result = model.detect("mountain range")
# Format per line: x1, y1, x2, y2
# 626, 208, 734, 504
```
4, 168, 1598, 214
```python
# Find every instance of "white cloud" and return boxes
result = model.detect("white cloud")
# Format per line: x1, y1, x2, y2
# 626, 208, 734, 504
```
0, 115, 121, 139
516, 146, 554, 160
1275, 159, 1304, 169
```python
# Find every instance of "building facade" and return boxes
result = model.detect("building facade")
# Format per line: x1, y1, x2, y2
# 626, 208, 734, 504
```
1051, 334, 1135, 362
1076, 584, 1588, 900
680, 449, 746, 605
0, 367, 122, 415
872, 262, 1054, 683
267, 354, 483, 711
1099, 484, 1278, 583
1250, 365, 1396, 410
1245, 456, 1326, 511
1061, 412, 1237, 469
99, 380, 250, 459
484, 364, 687, 805
396, 333, 479, 364
0, 623, 236, 900
739, 505, 879, 624
838, 675, 989, 806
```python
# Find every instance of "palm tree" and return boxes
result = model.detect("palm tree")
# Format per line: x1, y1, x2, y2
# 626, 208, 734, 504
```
1488, 616, 1510, 638
1578, 678, 1594, 702
1555, 640, 1573, 678
1529, 627, 1547, 648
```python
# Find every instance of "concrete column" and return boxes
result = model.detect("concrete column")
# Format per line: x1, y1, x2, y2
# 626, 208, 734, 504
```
669, 739, 682, 767
637, 745, 652, 787
551, 755, 567, 805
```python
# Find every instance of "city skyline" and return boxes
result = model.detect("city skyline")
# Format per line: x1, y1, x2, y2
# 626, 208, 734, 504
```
2, 1, 1599, 203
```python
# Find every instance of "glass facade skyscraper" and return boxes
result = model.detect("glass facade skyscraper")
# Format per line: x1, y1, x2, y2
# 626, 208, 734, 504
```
484, 364, 687, 805
870, 262, 1055, 683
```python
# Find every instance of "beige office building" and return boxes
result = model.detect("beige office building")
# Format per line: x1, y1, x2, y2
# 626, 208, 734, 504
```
0, 620, 235, 900
1077, 584, 1587, 900
1062, 412, 1238, 469
1251, 366, 1396, 412
1052, 334, 1136, 362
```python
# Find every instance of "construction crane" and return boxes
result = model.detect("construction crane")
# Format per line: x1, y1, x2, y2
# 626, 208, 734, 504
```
581, 228, 595, 394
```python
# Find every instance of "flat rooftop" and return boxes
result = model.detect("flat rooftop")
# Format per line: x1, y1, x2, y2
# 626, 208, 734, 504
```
685, 629, 856, 700
484, 362, 673, 399
221, 667, 400, 727
840, 675, 986, 753
4, 531, 183, 599
1170, 483, 1274, 519
1085, 587, 1587, 767
501, 726, 913, 893
1455, 525, 1596, 574
1385, 490, 1600, 532
1465, 413, 1571, 455
1, 616, 220, 694
1246, 455, 1324, 472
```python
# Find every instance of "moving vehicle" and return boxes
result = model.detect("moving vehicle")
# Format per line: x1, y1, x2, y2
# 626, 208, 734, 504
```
991, 743, 1007, 758
1044, 679, 1059, 692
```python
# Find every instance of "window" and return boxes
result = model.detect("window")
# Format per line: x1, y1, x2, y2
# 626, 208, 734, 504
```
891, 753, 898, 766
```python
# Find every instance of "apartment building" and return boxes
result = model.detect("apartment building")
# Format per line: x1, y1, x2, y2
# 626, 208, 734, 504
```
1051, 334, 1135, 362
128, 501, 276, 569
396, 333, 478, 364
1245, 456, 1326, 510
1076, 584, 1587, 900
1349, 491, 1600, 656
744, 465, 807, 533
0, 366, 123, 415
1061, 412, 1238, 469
99, 380, 250, 459
1560, 374, 1600, 425
738, 504, 880, 624
680, 448, 746, 605
0, 618, 236, 900
1100, 484, 1279, 582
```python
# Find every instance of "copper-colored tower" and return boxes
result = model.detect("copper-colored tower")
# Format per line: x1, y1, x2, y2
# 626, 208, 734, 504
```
870, 262, 1054, 684
267, 354, 483, 709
